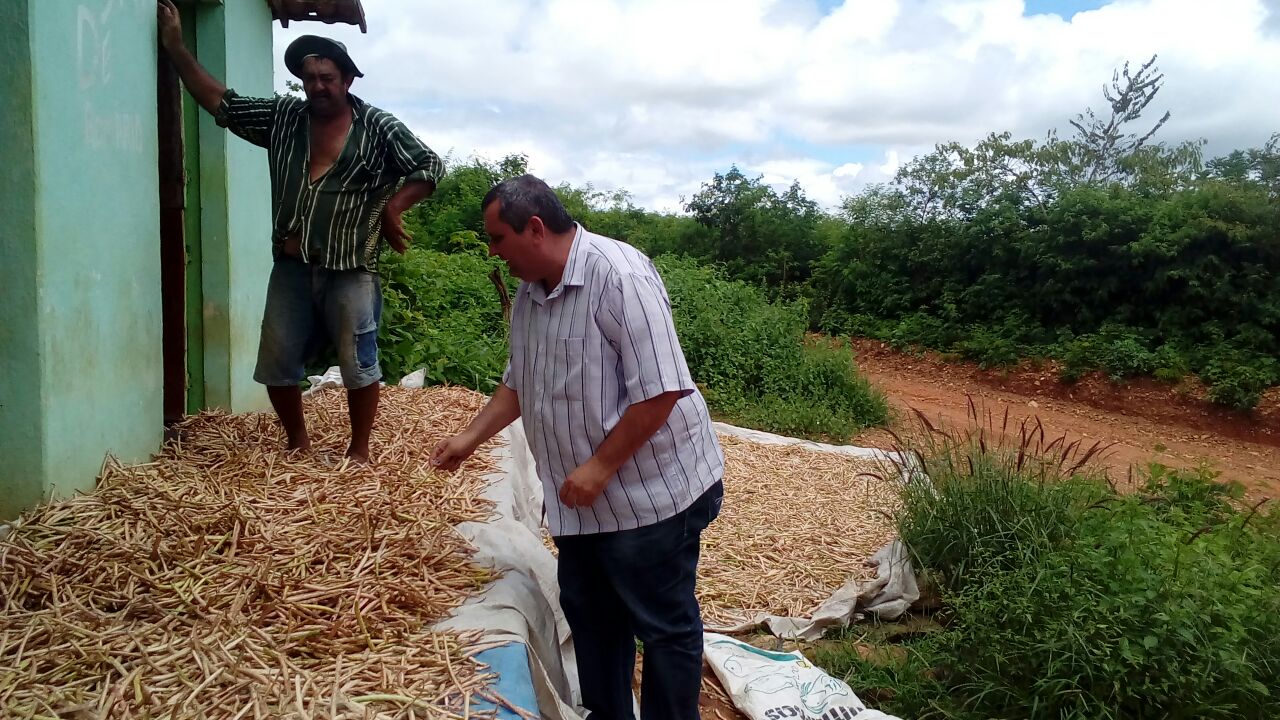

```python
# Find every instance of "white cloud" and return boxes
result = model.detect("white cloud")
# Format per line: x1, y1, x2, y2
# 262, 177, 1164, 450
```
269, 0, 1280, 211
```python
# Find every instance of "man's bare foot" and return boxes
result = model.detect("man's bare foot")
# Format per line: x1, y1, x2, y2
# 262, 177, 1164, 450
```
284, 441, 312, 456
345, 446, 370, 465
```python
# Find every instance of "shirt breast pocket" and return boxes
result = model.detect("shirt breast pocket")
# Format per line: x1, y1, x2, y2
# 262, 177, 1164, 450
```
551, 337, 587, 403
345, 158, 385, 188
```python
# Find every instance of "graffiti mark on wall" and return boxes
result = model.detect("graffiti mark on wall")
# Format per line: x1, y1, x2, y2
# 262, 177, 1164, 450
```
76, 0, 151, 153
83, 102, 146, 153
77, 1, 113, 89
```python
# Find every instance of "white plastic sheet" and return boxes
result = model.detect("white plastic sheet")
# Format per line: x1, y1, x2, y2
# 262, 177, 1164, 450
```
304, 366, 345, 395
707, 423, 924, 640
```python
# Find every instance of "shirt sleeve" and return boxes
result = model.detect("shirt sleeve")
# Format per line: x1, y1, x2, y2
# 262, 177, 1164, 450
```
596, 267, 697, 404
501, 360, 516, 390
213, 90, 279, 149
380, 115, 445, 186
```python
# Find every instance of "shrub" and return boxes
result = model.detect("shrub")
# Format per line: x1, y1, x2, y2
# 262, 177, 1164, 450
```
376, 242, 511, 390
954, 325, 1023, 369
1199, 348, 1280, 411
656, 256, 888, 440
888, 312, 953, 351
1056, 325, 1156, 382
1151, 342, 1191, 383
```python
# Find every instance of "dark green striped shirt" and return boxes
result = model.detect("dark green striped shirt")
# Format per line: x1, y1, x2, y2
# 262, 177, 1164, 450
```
215, 90, 444, 271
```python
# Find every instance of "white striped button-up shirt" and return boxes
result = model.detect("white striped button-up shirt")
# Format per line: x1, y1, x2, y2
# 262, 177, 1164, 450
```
503, 225, 725, 536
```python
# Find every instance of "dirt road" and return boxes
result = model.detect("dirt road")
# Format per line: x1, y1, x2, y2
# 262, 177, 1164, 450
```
847, 340, 1280, 500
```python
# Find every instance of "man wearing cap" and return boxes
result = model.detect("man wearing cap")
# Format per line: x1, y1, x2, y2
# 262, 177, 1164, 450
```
157, 0, 444, 462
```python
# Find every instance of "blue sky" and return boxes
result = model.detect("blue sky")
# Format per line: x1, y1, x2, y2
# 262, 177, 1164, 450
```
1023, 0, 1109, 17
273, 0, 1280, 210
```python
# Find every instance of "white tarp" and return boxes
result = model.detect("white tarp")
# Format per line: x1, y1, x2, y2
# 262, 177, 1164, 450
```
707, 423, 923, 641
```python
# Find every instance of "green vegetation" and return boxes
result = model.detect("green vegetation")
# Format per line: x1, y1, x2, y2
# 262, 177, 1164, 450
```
814, 165, 1280, 408
377, 239, 510, 391
655, 256, 886, 439
374, 56, 1276, 419
811, 423, 1280, 719
373, 228, 886, 438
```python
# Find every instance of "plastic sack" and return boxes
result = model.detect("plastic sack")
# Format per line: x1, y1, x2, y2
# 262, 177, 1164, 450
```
399, 368, 427, 389
305, 366, 345, 394
704, 633, 904, 720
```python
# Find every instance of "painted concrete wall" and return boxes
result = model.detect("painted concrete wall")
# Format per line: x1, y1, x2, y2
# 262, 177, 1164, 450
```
0, 0, 43, 519
196, 1, 274, 412
29, 0, 164, 503
0, 0, 275, 519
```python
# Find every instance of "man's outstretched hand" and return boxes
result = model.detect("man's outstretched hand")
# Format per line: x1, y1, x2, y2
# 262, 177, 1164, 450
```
432, 433, 478, 472
157, 0, 184, 51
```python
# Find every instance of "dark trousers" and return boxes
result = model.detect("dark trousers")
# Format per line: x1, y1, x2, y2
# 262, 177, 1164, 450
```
553, 482, 724, 720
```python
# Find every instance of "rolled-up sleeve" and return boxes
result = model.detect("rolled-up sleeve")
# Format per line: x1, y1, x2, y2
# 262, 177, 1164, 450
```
381, 116, 445, 186
597, 269, 696, 404
213, 90, 278, 149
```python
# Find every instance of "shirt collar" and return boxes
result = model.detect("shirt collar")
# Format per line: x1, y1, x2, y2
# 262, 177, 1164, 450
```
533, 223, 587, 304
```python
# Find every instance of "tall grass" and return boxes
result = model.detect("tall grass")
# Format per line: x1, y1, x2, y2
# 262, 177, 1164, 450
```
817, 403, 1280, 719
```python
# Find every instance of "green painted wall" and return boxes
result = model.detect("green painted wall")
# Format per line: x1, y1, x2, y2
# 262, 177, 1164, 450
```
196, 1, 273, 412
0, 0, 43, 519
0, 0, 275, 520
28, 0, 165, 502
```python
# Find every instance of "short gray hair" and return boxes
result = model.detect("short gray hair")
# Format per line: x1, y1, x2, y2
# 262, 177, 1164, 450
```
482, 175, 574, 234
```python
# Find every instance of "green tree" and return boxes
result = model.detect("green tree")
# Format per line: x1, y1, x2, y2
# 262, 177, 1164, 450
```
1063, 54, 1173, 184
406, 154, 529, 251
684, 167, 826, 291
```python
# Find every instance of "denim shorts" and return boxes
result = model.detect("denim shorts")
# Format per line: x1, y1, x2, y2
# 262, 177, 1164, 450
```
253, 258, 382, 390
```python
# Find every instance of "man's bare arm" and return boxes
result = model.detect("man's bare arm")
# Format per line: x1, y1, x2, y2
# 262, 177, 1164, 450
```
383, 180, 437, 254
157, 0, 226, 115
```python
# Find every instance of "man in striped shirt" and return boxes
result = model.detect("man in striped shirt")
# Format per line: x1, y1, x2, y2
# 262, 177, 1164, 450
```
433, 175, 725, 720
158, 1, 444, 462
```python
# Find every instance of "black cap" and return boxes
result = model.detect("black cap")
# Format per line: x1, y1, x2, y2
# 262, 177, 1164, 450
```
284, 35, 364, 79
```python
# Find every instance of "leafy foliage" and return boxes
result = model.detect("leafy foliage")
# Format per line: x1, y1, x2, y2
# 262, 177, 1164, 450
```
683, 167, 828, 293
814, 129, 1280, 407
376, 158, 887, 440
652, 257, 887, 439
377, 239, 511, 391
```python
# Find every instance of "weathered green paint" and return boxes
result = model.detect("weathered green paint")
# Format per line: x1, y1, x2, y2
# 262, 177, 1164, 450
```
28, 0, 165, 503
182, 13, 206, 414
0, 0, 44, 520
0, 0, 274, 520
195, 0, 273, 412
